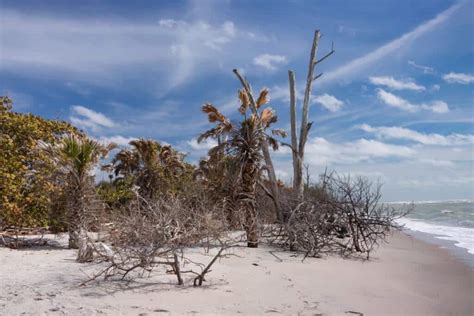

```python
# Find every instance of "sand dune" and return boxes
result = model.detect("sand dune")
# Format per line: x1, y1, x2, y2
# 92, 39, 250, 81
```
0, 232, 472, 315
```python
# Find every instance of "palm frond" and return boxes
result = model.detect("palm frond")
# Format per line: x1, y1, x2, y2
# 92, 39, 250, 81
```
268, 114, 278, 126
256, 88, 269, 108
202, 103, 226, 123
198, 127, 221, 143
260, 108, 274, 125
267, 136, 280, 151
198, 121, 233, 143
238, 89, 250, 114
208, 142, 228, 158
271, 129, 287, 138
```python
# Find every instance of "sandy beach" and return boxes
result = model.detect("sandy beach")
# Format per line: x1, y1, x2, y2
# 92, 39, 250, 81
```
0, 232, 472, 316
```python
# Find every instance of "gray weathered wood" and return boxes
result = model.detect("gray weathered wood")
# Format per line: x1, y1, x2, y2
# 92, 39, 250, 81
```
289, 30, 334, 200
288, 70, 301, 196
298, 30, 320, 157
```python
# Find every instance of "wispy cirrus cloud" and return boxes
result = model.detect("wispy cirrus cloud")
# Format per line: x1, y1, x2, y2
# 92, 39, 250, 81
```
376, 89, 449, 113
0, 9, 269, 93
320, 2, 463, 83
369, 76, 425, 91
443, 72, 474, 84
408, 60, 435, 74
358, 124, 474, 146
70, 105, 114, 131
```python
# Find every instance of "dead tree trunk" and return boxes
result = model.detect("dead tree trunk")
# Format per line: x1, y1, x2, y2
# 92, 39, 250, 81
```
288, 30, 334, 200
233, 69, 284, 222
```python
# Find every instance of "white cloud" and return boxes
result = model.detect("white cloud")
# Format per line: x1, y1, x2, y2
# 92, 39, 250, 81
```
222, 21, 236, 37
358, 124, 474, 146
95, 135, 137, 147
313, 94, 344, 112
268, 84, 304, 104
430, 84, 440, 92
253, 54, 287, 71
320, 2, 462, 83
376, 89, 449, 113
443, 72, 474, 84
338, 25, 357, 37
415, 159, 454, 167
369, 76, 425, 91
422, 100, 449, 113
376, 89, 418, 112
303, 137, 414, 166
187, 138, 217, 151
408, 60, 435, 74
158, 19, 184, 28
70, 105, 114, 131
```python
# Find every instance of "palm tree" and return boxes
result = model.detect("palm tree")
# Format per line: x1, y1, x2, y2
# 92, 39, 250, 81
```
46, 135, 114, 248
111, 139, 184, 199
198, 88, 285, 247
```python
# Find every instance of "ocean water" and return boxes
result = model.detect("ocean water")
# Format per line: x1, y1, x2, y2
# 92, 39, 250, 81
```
389, 200, 474, 260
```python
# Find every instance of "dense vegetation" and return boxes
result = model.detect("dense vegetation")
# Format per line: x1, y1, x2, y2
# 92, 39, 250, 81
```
0, 97, 81, 230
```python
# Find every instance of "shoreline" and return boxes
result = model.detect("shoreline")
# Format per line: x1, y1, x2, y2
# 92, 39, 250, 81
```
1, 231, 473, 315
401, 227, 474, 268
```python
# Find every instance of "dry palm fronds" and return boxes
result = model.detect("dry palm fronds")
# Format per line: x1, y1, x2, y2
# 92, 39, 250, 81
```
267, 137, 279, 151
268, 114, 278, 126
238, 89, 250, 114
256, 89, 269, 108
260, 108, 274, 124
198, 121, 233, 143
271, 129, 288, 138
247, 114, 257, 126
202, 103, 226, 123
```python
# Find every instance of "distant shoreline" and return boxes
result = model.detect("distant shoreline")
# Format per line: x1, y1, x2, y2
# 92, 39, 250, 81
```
385, 199, 474, 204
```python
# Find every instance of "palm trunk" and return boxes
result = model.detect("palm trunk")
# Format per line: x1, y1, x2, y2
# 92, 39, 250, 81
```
240, 162, 259, 248
67, 177, 84, 249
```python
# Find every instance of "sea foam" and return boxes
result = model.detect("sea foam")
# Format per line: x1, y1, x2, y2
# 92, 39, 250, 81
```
397, 217, 474, 255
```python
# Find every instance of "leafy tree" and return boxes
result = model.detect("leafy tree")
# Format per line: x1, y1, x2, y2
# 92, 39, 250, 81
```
0, 97, 80, 229
96, 178, 135, 210
198, 88, 285, 247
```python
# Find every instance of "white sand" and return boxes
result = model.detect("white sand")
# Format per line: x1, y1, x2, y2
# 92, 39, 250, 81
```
1, 232, 473, 315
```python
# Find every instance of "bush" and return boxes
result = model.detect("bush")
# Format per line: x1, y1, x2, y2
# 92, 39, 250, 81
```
0, 96, 80, 229
81, 191, 236, 286
269, 172, 412, 258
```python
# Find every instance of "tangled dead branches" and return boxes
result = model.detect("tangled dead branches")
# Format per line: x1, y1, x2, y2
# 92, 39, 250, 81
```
267, 173, 412, 259
80, 191, 240, 287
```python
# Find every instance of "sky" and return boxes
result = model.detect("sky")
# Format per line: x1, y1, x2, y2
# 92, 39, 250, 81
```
1, 0, 473, 202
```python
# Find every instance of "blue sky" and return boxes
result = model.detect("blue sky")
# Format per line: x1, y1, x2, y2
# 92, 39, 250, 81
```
1, 0, 473, 201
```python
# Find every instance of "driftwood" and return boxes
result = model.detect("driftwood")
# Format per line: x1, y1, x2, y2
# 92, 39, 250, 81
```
0, 227, 48, 248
